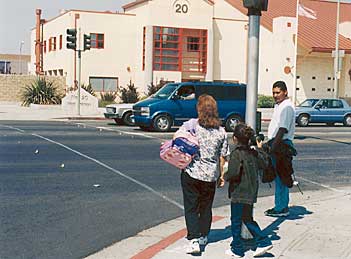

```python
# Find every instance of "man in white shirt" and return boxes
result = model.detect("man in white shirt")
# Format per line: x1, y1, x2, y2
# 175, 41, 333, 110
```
265, 81, 296, 217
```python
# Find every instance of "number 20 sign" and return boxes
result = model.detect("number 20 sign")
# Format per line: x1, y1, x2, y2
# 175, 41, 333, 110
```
173, 0, 190, 14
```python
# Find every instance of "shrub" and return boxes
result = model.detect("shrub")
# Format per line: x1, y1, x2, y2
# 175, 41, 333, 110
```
119, 81, 139, 103
21, 77, 63, 106
257, 95, 275, 108
81, 83, 96, 96
145, 80, 168, 97
99, 92, 117, 107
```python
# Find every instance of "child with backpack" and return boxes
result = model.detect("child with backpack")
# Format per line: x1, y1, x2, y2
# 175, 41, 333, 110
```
224, 123, 273, 258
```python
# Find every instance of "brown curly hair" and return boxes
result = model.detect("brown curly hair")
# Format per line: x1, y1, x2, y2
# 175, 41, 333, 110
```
197, 94, 221, 129
233, 123, 255, 145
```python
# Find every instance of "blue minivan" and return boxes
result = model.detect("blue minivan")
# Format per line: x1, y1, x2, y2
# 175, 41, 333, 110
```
133, 81, 246, 132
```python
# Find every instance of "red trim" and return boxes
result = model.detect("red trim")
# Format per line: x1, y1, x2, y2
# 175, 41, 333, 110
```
59, 35, 62, 49
130, 216, 223, 259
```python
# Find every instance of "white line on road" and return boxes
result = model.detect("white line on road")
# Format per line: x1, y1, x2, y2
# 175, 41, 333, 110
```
296, 175, 348, 194
0, 124, 184, 210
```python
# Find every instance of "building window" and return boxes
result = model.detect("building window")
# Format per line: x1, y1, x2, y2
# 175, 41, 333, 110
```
89, 77, 118, 92
187, 37, 200, 52
59, 35, 62, 49
91, 33, 104, 49
53, 37, 56, 51
48, 38, 52, 52
59, 69, 63, 76
153, 26, 180, 71
43, 40, 47, 53
0, 61, 11, 74
142, 27, 146, 71
152, 26, 207, 73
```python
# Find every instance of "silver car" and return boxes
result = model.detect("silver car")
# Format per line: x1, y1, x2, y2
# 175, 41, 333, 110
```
104, 103, 135, 126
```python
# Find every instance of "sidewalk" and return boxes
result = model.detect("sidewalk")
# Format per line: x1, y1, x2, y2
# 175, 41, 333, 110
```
0, 102, 105, 121
0, 103, 273, 122
87, 188, 351, 259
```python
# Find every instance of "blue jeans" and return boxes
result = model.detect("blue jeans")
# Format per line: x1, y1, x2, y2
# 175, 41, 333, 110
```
271, 139, 293, 212
230, 203, 272, 252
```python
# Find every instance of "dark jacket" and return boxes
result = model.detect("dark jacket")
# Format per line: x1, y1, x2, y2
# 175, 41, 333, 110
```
224, 145, 267, 204
269, 140, 297, 188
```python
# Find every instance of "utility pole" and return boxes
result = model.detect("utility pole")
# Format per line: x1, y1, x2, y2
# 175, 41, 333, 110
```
243, 0, 268, 131
333, 0, 340, 98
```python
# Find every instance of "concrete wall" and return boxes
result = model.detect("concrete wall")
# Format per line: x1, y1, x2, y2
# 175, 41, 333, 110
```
0, 75, 66, 103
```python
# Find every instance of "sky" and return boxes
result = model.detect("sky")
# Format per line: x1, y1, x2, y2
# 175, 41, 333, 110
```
0, 0, 131, 55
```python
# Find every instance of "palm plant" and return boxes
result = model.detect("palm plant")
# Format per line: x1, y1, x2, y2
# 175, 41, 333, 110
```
21, 77, 63, 106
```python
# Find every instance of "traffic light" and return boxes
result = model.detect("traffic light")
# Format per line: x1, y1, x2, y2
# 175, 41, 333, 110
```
243, 0, 268, 11
83, 34, 91, 51
66, 28, 77, 50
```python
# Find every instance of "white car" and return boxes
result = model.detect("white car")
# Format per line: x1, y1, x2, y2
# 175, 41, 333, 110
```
104, 103, 135, 126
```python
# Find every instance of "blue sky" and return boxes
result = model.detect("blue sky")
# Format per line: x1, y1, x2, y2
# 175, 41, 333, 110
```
0, 0, 130, 55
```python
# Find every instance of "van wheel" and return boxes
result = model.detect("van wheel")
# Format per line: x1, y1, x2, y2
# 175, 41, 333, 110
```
343, 114, 351, 126
153, 114, 172, 132
225, 115, 242, 132
122, 111, 134, 126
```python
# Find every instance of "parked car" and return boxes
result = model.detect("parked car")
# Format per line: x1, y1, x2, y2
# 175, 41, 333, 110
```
104, 103, 134, 126
133, 81, 246, 132
295, 98, 351, 127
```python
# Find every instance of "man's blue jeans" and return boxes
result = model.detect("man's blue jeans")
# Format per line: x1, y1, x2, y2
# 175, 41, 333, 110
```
271, 139, 293, 212
230, 203, 272, 251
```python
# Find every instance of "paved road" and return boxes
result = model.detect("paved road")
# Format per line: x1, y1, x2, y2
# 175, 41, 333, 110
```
0, 121, 350, 259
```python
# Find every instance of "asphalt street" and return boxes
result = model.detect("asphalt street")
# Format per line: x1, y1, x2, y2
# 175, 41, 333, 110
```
0, 120, 350, 259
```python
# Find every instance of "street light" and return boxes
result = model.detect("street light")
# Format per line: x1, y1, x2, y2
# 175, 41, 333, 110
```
19, 41, 24, 74
334, 0, 340, 98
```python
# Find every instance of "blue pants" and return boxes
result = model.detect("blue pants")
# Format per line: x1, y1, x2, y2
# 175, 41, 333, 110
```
271, 139, 293, 212
230, 203, 272, 251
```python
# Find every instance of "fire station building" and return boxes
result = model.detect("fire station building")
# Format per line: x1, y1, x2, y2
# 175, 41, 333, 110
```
30, 0, 351, 103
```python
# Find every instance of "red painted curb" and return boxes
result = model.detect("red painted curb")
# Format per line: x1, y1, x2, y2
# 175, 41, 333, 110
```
131, 215, 224, 259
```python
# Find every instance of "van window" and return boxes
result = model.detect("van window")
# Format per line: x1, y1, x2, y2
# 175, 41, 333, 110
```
196, 85, 224, 99
196, 85, 245, 100
154, 83, 179, 99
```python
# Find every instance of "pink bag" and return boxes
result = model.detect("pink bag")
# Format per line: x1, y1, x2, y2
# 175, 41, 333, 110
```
160, 119, 199, 169
160, 140, 193, 169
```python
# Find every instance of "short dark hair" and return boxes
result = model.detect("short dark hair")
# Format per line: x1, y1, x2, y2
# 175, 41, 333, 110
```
272, 81, 287, 91
233, 123, 255, 145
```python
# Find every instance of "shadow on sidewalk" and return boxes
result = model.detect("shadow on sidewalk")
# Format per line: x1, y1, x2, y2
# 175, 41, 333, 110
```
262, 205, 313, 241
204, 205, 313, 254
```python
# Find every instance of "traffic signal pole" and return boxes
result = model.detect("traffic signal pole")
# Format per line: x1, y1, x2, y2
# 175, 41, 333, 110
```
78, 49, 81, 116
245, 11, 261, 131
242, 0, 268, 131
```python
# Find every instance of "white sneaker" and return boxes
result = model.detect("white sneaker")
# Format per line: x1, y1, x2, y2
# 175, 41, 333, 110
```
253, 244, 273, 257
186, 239, 200, 254
225, 249, 244, 258
199, 236, 208, 245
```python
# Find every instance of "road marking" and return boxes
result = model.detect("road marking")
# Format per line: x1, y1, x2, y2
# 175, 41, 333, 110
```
295, 156, 351, 161
0, 124, 184, 210
296, 175, 348, 194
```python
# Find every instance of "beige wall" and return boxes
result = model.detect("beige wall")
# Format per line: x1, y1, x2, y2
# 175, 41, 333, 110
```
0, 75, 66, 103
30, 1, 351, 101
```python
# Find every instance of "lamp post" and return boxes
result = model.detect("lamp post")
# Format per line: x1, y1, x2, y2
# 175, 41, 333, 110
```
19, 41, 24, 74
333, 0, 340, 98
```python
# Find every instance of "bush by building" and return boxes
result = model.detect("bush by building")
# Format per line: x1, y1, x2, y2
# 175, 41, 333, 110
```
21, 77, 63, 106
257, 94, 275, 108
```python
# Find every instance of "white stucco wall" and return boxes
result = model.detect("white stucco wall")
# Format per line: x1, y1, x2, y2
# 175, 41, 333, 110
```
30, 1, 351, 101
